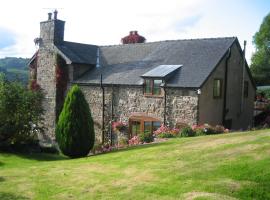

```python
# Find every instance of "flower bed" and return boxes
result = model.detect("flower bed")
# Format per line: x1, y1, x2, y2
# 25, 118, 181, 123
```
91, 123, 229, 155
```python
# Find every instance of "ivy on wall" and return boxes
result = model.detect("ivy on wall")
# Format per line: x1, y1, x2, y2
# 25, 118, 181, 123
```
55, 54, 68, 120
29, 51, 40, 91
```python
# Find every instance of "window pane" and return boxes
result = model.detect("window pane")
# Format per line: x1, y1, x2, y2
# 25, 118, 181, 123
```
145, 79, 151, 94
153, 80, 162, 95
144, 121, 152, 133
213, 79, 221, 98
153, 121, 161, 131
244, 81, 248, 98
131, 121, 140, 136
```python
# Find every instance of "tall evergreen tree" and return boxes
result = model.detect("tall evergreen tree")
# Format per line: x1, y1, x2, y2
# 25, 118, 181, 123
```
56, 85, 95, 158
250, 12, 270, 86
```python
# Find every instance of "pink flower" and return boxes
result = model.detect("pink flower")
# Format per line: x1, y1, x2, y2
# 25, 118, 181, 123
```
128, 136, 141, 145
112, 121, 126, 131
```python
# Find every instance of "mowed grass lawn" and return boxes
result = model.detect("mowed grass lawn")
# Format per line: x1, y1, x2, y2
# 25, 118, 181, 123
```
1, 130, 270, 200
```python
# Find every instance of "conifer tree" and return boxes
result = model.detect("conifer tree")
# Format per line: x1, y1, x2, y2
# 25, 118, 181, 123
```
56, 85, 95, 158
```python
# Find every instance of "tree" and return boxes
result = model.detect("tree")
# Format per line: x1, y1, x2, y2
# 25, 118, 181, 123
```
250, 13, 270, 86
0, 74, 44, 148
56, 85, 95, 158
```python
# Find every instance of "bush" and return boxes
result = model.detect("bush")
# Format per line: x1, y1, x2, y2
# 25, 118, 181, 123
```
154, 124, 180, 138
157, 132, 175, 138
118, 138, 128, 147
139, 131, 154, 143
0, 74, 44, 149
257, 88, 270, 99
56, 85, 95, 158
191, 124, 227, 136
194, 128, 206, 136
214, 125, 225, 134
180, 126, 195, 137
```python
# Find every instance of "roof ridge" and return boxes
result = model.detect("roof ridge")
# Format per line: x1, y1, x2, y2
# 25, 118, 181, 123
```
99, 36, 237, 48
63, 41, 98, 47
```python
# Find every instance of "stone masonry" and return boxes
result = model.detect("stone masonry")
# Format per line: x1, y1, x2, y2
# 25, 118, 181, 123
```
36, 13, 65, 145
81, 85, 198, 141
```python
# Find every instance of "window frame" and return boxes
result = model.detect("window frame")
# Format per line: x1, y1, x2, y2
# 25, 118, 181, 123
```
144, 78, 163, 96
129, 117, 161, 138
213, 79, 222, 99
244, 81, 249, 98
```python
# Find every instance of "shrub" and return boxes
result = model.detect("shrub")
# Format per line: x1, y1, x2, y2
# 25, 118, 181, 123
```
56, 85, 95, 158
157, 132, 175, 138
0, 74, 44, 149
154, 124, 180, 138
139, 131, 154, 143
180, 126, 195, 137
214, 125, 225, 134
257, 88, 270, 99
192, 124, 227, 135
118, 138, 128, 147
194, 128, 206, 136
203, 124, 215, 135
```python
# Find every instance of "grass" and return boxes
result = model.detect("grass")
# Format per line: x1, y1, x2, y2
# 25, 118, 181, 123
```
1, 130, 270, 200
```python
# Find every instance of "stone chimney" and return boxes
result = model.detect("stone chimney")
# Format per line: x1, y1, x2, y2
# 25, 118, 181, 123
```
40, 10, 65, 46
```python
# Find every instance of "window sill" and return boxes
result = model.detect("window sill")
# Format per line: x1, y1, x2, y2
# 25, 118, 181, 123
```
144, 94, 164, 98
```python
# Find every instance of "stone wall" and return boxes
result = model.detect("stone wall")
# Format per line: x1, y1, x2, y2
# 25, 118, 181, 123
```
166, 88, 198, 127
80, 84, 198, 142
36, 46, 57, 144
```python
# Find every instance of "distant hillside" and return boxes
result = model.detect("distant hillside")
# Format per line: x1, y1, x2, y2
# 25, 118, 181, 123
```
0, 57, 29, 84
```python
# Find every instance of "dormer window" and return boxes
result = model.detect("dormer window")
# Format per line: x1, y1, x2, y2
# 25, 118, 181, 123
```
141, 64, 182, 97
144, 79, 162, 95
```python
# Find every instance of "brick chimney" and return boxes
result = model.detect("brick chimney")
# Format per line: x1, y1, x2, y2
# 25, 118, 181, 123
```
121, 31, 146, 44
39, 10, 65, 46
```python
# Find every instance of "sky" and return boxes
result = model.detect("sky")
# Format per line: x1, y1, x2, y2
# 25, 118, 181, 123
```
0, 0, 270, 64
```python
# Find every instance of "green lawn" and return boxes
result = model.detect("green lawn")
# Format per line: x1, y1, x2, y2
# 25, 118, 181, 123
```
1, 130, 270, 200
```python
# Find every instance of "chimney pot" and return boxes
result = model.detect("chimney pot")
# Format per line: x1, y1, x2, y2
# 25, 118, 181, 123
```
54, 10, 58, 20
134, 31, 138, 35
129, 31, 133, 35
48, 13, 52, 20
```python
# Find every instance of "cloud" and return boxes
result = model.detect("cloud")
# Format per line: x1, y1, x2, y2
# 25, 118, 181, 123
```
0, 28, 16, 49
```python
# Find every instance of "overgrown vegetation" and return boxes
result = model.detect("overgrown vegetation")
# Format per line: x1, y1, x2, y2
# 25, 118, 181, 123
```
180, 126, 195, 137
139, 131, 154, 143
0, 74, 44, 149
56, 85, 95, 158
250, 12, 270, 86
0, 130, 270, 199
257, 87, 270, 99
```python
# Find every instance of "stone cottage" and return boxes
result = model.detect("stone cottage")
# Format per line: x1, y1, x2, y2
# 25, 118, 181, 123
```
29, 12, 256, 144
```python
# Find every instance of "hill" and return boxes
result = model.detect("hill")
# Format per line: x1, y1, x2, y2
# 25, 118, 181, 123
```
0, 130, 270, 199
0, 57, 29, 84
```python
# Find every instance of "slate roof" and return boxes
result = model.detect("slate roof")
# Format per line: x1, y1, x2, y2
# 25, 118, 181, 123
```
55, 41, 98, 65
67, 37, 236, 88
